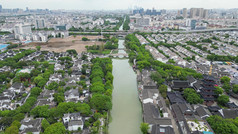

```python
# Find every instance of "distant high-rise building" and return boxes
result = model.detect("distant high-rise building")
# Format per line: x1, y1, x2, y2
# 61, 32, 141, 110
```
14, 23, 32, 35
0, 5, 2, 12
183, 8, 187, 18
146, 9, 152, 15
133, 8, 160, 15
35, 19, 45, 29
196, 8, 204, 18
190, 8, 197, 18
133, 8, 144, 15
177, 10, 181, 17
185, 19, 191, 27
191, 20, 197, 30
190, 8, 208, 19
152, 8, 157, 15
161, 9, 166, 14
203, 9, 209, 19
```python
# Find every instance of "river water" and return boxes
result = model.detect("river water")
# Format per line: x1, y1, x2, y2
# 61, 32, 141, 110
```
108, 39, 142, 134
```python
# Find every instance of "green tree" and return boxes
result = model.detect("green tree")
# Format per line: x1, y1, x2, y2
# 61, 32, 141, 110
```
214, 86, 223, 96
30, 105, 50, 118
11, 120, 21, 129
223, 83, 231, 93
105, 89, 112, 97
232, 85, 238, 94
30, 87, 42, 96
12, 113, 25, 121
82, 37, 89, 41
140, 122, 149, 134
41, 119, 50, 131
5, 126, 18, 134
53, 93, 65, 104
217, 95, 229, 106
46, 81, 59, 90
44, 122, 66, 134
207, 115, 238, 134
183, 88, 203, 104
34, 76, 44, 85
105, 72, 113, 82
38, 79, 47, 88
158, 85, 167, 98
90, 94, 112, 112
90, 82, 105, 94
75, 103, 91, 116
150, 72, 165, 84
221, 76, 231, 84
36, 46, 41, 51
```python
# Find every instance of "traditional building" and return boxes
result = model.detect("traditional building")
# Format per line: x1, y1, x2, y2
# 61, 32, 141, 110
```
194, 75, 218, 106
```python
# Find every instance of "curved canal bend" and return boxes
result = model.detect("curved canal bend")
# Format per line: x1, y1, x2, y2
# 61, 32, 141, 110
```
108, 39, 142, 134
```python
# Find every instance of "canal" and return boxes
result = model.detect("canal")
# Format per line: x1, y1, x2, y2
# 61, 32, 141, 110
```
108, 39, 142, 134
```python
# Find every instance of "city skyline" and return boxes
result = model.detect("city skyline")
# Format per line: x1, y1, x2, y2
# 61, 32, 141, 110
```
1, 0, 238, 10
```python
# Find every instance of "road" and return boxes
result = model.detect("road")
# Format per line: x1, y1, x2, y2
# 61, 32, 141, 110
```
167, 107, 180, 134
68, 28, 238, 36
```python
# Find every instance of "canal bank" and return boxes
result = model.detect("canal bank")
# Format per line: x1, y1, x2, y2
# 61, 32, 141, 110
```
108, 39, 142, 134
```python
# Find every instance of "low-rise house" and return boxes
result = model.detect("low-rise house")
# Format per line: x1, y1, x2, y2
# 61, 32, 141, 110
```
19, 118, 43, 134
9, 83, 24, 93
225, 102, 238, 109
143, 103, 173, 130
218, 109, 238, 119
0, 96, 11, 104
171, 103, 213, 134
142, 88, 158, 104
36, 90, 55, 107
0, 102, 16, 110
151, 124, 175, 134
71, 66, 82, 75
140, 70, 157, 89
63, 112, 84, 131
157, 94, 169, 118
49, 73, 62, 82
2, 90, 15, 99
54, 63, 65, 71
194, 106, 212, 119
170, 80, 190, 91
167, 91, 186, 104
0, 66, 11, 73
64, 89, 80, 102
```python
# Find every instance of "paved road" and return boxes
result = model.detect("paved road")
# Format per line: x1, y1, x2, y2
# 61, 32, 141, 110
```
167, 107, 180, 134
69, 28, 238, 35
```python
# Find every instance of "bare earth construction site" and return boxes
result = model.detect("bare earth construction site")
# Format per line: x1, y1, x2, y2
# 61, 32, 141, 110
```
18, 35, 104, 53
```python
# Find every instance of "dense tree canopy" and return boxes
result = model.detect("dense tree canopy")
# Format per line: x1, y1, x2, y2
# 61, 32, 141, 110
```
207, 115, 238, 134
232, 85, 238, 94
125, 34, 202, 80
123, 15, 130, 30
183, 88, 203, 104
158, 85, 167, 98
44, 122, 66, 134
214, 86, 223, 96
221, 76, 231, 84
217, 95, 229, 106
90, 94, 112, 112
41, 118, 50, 131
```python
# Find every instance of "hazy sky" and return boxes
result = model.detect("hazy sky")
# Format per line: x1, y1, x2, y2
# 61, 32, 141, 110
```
1, 0, 237, 10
